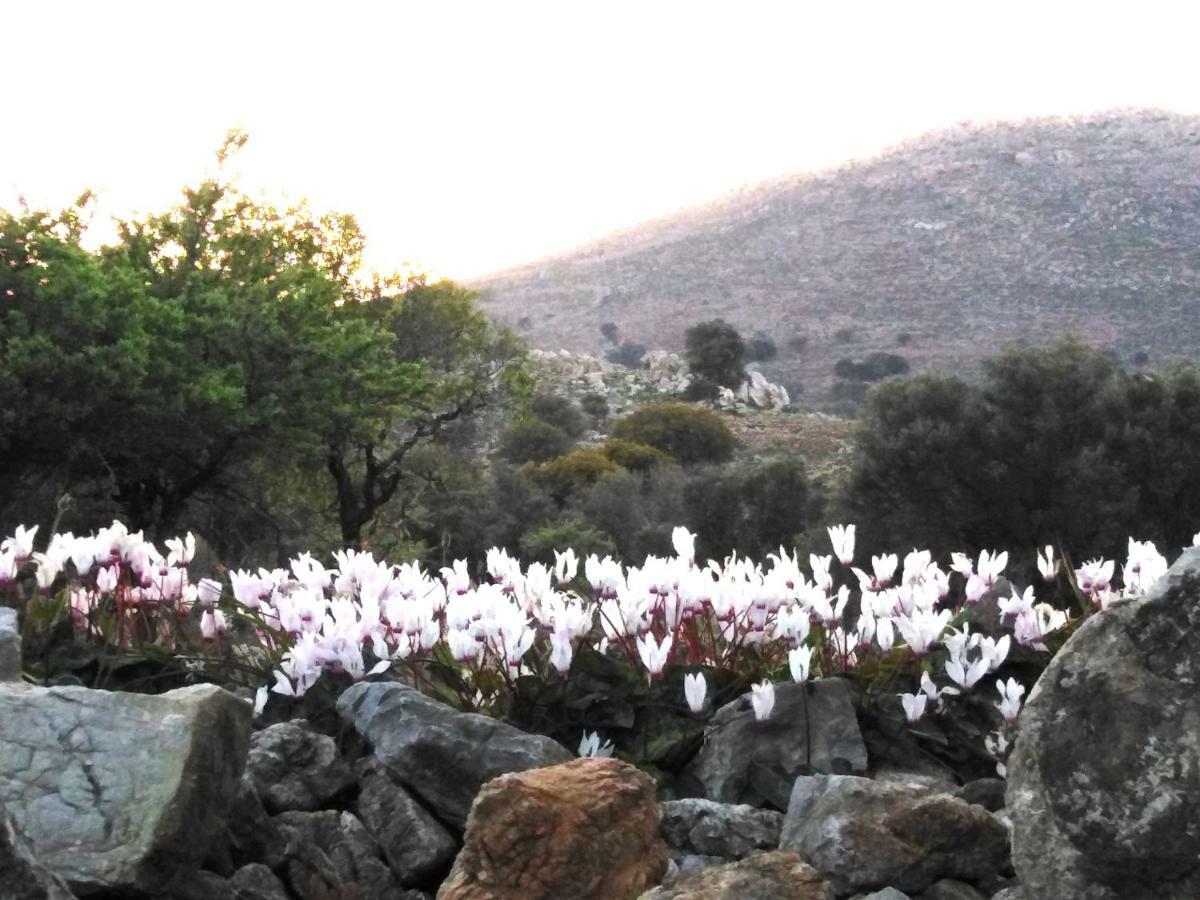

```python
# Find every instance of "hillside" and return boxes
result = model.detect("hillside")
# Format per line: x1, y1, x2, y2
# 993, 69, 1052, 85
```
474, 110, 1200, 404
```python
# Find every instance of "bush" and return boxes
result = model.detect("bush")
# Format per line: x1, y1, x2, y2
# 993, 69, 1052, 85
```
599, 322, 620, 343
611, 403, 737, 466
526, 448, 619, 501
745, 333, 778, 363
530, 392, 588, 438
601, 438, 672, 472
518, 517, 616, 566
834, 352, 911, 382
605, 341, 647, 368
497, 420, 576, 465
681, 376, 721, 402
684, 319, 747, 389
579, 393, 610, 424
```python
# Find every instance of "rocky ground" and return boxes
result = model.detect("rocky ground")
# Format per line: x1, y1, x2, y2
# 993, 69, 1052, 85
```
2, 549, 1198, 899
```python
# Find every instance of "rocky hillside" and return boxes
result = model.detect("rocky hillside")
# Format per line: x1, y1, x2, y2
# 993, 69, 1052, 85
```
475, 110, 1200, 403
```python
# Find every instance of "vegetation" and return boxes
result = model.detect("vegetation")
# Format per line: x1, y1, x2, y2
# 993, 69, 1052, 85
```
684, 319, 747, 389
611, 403, 737, 466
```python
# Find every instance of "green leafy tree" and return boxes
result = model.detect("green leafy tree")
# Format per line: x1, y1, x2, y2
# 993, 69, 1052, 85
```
684, 319, 747, 389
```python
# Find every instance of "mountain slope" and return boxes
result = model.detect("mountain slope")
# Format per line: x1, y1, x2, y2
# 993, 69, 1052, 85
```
474, 110, 1200, 404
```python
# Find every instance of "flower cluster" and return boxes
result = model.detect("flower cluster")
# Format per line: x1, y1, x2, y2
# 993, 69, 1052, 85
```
3, 521, 1194, 772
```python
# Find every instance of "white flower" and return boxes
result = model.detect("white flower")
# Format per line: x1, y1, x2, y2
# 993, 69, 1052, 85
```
684, 672, 707, 713
1193, 531, 1200, 548
672, 526, 696, 565
995, 677, 1026, 723
827, 524, 855, 566
750, 681, 775, 721
946, 650, 989, 691
200, 609, 228, 640
1037, 545, 1057, 581
788, 646, 812, 683
1, 524, 38, 561
636, 633, 673, 677
578, 731, 614, 758
900, 692, 927, 725
553, 547, 579, 584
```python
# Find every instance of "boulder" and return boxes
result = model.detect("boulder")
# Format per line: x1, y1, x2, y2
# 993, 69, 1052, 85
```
736, 370, 790, 410
687, 679, 868, 809
659, 798, 783, 859
438, 757, 667, 900
0, 683, 250, 895
244, 721, 356, 813
954, 779, 1006, 813
639, 850, 834, 900
857, 890, 912, 900
337, 682, 572, 829
208, 779, 288, 871
229, 864, 291, 900
1007, 547, 1200, 900
277, 809, 407, 900
354, 757, 458, 886
0, 607, 20, 682
0, 800, 76, 900
915, 881, 987, 900
779, 775, 1009, 896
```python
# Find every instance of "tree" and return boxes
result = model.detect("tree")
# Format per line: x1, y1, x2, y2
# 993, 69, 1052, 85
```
684, 319, 747, 389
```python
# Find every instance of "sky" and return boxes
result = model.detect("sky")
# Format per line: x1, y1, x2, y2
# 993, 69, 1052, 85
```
5, 1, 1200, 279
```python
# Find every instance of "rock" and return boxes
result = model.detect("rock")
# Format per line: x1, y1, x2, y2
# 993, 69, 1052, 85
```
858, 890, 912, 900
438, 757, 666, 900
0, 683, 250, 896
955, 779, 1006, 812
988, 887, 1025, 900
736, 370, 790, 409
1007, 548, 1200, 900
779, 775, 1010, 896
354, 757, 458, 887
245, 721, 356, 814
0, 607, 20, 682
639, 850, 834, 900
337, 682, 572, 829
687, 679, 868, 809
160, 871, 234, 900
277, 809, 406, 900
659, 798, 783, 858
916, 880, 988, 900
0, 800, 76, 900
210, 779, 288, 871
229, 863, 292, 900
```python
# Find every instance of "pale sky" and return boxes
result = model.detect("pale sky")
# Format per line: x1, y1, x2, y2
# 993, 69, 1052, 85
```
5, 1, 1200, 279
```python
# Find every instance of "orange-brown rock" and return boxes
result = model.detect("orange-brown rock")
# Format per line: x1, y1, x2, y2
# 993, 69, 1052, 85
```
437, 757, 668, 900
639, 851, 835, 900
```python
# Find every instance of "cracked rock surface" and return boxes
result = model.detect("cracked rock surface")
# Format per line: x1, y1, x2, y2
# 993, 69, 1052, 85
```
0, 682, 250, 896
1008, 548, 1200, 900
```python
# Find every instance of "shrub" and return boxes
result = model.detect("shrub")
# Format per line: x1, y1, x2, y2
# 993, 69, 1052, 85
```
497, 421, 576, 465
601, 438, 672, 472
518, 517, 616, 565
611, 403, 737, 466
745, 333, 778, 363
579, 393, 610, 424
605, 341, 647, 368
834, 352, 911, 382
684, 319, 747, 389
599, 322, 620, 343
530, 392, 588, 438
526, 448, 619, 501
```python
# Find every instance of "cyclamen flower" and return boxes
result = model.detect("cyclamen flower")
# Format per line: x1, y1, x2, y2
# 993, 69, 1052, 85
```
750, 681, 775, 721
995, 677, 1026, 723
1037, 545, 1057, 581
900, 692, 927, 725
553, 548, 578, 584
2, 524, 38, 561
672, 527, 696, 565
200, 609, 228, 641
684, 672, 706, 713
636, 633, 672, 678
578, 731, 614, 758
945, 650, 990, 691
788, 646, 812, 683
95, 565, 119, 594
827, 524, 856, 566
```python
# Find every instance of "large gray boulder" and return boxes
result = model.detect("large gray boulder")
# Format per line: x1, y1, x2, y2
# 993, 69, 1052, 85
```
687, 679, 868, 809
1007, 547, 1200, 900
779, 775, 1009, 896
0, 607, 20, 683
659, 798, 783, 859
336, 682, 572, 829
244, 721, 356, 813
0, 800, 76, 900
0, 683, 250, 895
639, 850, 834, 900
